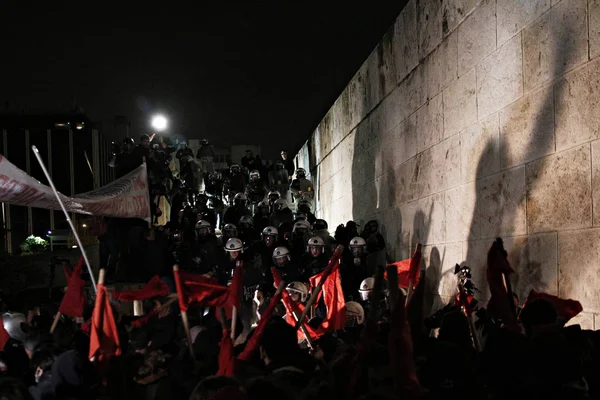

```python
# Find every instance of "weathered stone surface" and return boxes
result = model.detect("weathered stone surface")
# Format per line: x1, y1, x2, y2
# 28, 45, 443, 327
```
426, 31, 458, 100
479, 166, 527, 239
497, 0, 550, 46
460, 113, 501, 183
390, 112, 417, 168
591, 140, 600, 226
416, 93, 444, 152
499, 85, 555, 168
442, 0, 480, 35
506, 233, 559, 301
348, 71, 367, 130
591, 0, 600, 60
445, 182, 479, 242
399, 65, 426, 118
565, 312, 595, 330
523, 0, 588, 93
394, 157, 418, 204
477, 34, 523, 119
418, 0, 444, 60
413, 134, 461, 198
423, 242, 462, 299
555, 57, 600, 152
462, 239, 491, 301
364, 51, 384, 116
393, 0, 419, 82
526, 144, 592, 233
559, 228, 600, 313
444, 68, 477, 139
414, 192, 446, 245
458, 0, 496, 76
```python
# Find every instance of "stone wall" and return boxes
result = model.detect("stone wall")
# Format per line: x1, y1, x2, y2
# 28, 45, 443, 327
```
297, 0, 600, 328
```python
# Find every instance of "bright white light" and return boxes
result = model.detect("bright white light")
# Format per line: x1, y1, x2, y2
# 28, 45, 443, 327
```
82, 224, 87, 228
151, 115, 168, 131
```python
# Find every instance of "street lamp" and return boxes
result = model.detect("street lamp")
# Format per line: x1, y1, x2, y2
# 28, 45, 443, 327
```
151, 115, 168, 132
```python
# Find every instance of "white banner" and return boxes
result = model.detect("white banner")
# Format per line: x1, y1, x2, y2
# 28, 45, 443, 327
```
0, 153, 151, 220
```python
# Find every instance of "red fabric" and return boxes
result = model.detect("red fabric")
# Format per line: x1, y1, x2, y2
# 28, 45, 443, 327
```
272, 268, 323, 341
238, 289, 283, 361
384, 249, 422, 288
89, 284, 121, 362
229, 261, 244, 311
524, 290, 583, 323
0, 320, 9, 351
308, 261, 346, 331
130, 309, 160, 328
80, 319, 92, 337
454, 292, 474, 316
486, 240, 518, 330
217, 328, 236, 376
173, 270, 229, 312
58, 258, 86, 318
388, 295, 425, 399
111, 276, 170, 301
347, 320, 378, 398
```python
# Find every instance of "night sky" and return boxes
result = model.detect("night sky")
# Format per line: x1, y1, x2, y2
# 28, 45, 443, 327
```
1, 1, 405, 159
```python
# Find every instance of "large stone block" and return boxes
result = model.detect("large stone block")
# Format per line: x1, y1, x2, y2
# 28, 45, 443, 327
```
394, 157, 418, 204
348, 72, 367, 130
443, 68, 477, 139
380, 29, 398, 97
458, 0, 496, 76
418, 0, 444, 60
445, 182, 479, 242
506, 233, 559, 301
591, 0, 600, 59
460, 113, 501, 183
442, 0, 480, 35
390, 112, 418, 168
558, 228, 600, 313
523, 0, 588, 93
477, 34, 523, 119
426, 31, 458, 100
526, 144, 592, 233
462, 239, 491, 301
415, 192, 446, 245
416, 93, 444, 153
497, 0, 550, 46
413, 134, 461, 198
591, 140, 600, 226
423, 242, 462, 299
499, 85, 555, 169
555, 57, 600, 152
479, 166, 527, 239
399, 65, 426, 118
393, 0, 419, 82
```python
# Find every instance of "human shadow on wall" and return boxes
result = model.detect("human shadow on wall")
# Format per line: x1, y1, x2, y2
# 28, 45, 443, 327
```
465, 15, 580, 302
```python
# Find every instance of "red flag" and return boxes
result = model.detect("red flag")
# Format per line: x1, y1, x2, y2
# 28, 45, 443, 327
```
58, 257, 86, 318
0, 320, 9, 351
308, 261, 346, 331
524, 290, 583, 323
89, 284, 121, 362
174, 271, 230, 312
272, 268, 323, 341
238, 289, 283, 361
111, 276, 170, 301
384, 247, 422, 288
217, 328, 236, 376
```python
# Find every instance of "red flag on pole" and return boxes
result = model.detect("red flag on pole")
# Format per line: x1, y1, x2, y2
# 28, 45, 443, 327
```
89, 284, 121, 362
308, 261, 346, 332
111, 275, 170, 301
58, 257, 86, 318
384, 247, 422, 288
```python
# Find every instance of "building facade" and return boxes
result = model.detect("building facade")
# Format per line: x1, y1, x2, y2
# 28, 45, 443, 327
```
0, 112, 114, 254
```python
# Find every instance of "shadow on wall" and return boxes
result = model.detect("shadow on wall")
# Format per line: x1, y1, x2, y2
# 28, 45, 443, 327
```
465, 11, 580, 303
348, 4, 582, 313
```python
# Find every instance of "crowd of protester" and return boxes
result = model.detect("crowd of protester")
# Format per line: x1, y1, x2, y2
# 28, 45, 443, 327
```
0, 134, 596, 400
